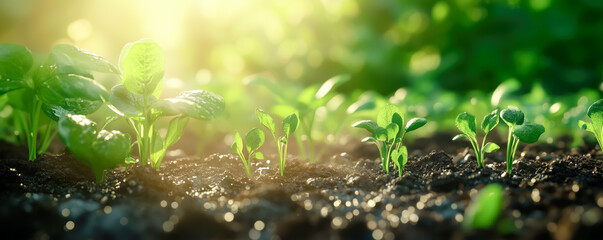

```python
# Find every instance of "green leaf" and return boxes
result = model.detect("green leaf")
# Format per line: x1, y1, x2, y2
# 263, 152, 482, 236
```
46, 44, 117, 77
513, 122, 545, 143
455, 112, 476, 138
254, 152, 264, 160
150, 126, 165, 168
245, 128, 265, 153
481, 109, 499, 133
164, 117, 189, 147
231, 132, 243, 155
405, 118, 427, 133
452, 134, 468, 141
374, 127, 388, 142
385, 123, 399, 141
256, 108, 275, 135
392, 113, 404, 137
314, 74, 350, 99
587, 99, 603, 137
463, 184, 504, 230
37, 74, 108, 120
57, 115, 130, 182
158, 90, 225, 120
119, 39, 164, 97
282, 113, 299, 138
352, 120, 380, 136
109, 84, 151, 117
500, 106, 524, 126
392, 146, 408, 170
42, 102, 104, 121
361, 137, 379, 144
0, 43, 32, 95
587, 99, 603, 119
483, 142, 500, 153
578, 120, 594, 133
377, 104, 401, 127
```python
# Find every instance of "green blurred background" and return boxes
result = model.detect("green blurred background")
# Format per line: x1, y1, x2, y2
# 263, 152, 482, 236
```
1, 0, 603, 153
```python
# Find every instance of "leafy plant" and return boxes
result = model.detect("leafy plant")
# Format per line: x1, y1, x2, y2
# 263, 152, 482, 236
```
352, 104, 426, 177
500, 106, 545, 174
57, 114, 131, 182
231, 128, 265, 177
579, 99, 603, 149
0, 43, 118, 160
453, 110, 501, 167
247, 74, 349, 162
109, 39, 225, 169
256, 108, 298, 176
463, 183, 504, 230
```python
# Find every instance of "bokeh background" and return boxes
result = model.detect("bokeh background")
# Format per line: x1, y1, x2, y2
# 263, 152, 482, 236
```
1, 0, 603, 154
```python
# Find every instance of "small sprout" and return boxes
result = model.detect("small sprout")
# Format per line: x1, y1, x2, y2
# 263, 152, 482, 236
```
453, 110, 501, 167
579, 99, 603, 150
57, 115, 131, 182
463, 184, 504, 230
353, 104, 426, 177
500, 106, 545, 175
109, 39, 224, 169
231, 128, 265, 177
256, 108, 298, 176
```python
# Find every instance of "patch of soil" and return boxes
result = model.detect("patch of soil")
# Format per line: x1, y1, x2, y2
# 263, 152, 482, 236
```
1, 137, 602, 240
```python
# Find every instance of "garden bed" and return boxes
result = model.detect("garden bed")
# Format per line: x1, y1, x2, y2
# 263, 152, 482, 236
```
1, 135, 602, 240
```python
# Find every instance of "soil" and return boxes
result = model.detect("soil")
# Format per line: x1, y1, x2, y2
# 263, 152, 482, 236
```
1, 134, 602, 240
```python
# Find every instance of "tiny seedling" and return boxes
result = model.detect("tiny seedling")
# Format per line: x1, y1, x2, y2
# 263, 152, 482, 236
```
256, 108, 298, 176
500, 106, 545, 174
579, 99, 603, 149
231, 128, 265, 177
0, 43, 118, 160
109, 39, 225, 169
453, 110, 501, 167
353, 104, 426, 177
463, 184, 504, 230
57, 114, 131, 182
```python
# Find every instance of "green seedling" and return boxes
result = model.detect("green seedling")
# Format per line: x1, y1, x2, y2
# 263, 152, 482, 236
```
500, 106, 545, 174
256, 108, 298, 176
463, 184, 504, 230
453, 110, 501, 167
231, 128, 265, 177
57, 114, 131, 182
0, 43, 118, 160
109, 39, 225, 169
579, 99, 603, 149
353, 104, 426, 177
247, 74, 349, 162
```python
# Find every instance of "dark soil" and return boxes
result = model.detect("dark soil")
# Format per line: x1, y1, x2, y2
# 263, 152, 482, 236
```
1, 135, 602, 240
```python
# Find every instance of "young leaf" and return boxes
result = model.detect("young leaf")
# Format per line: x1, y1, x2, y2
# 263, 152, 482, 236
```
109, 84, 149, 117
377, 104, 400, 127
500, 106, 524, 126
455, 112, 477, 137
254, 152, 264, 160
282, 113, 299, 138
452, 134, 468, 141
374, 127, 388, 142
361, 137, 379, 144
463, 184, 504, 230
513, 122, 545, 143
483, 142, 500, 153
405, 118, 427, 133
256, 108, 276, 135
46, 44, 118, 77
399, 145, 408, 168
352, 120, 380, 136
245, 128, 265, 153
158, 90, 225, 120
119, 39, 165, 97
392, 113, 404, 135
587, 99, 603, 136
91, 130, 131, 182
164, 117, 189, 147
231, 132, 243, 155
314, 74, 350, 99
0, 43, 32, 94
481, 109, 499, 133
578, 120, 594, 133
37, 74, 109, 120
150, 126, 165, 167
385, 123, 399, 141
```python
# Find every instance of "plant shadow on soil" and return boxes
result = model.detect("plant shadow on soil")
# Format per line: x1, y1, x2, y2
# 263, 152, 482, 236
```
0, 133, 602, 240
